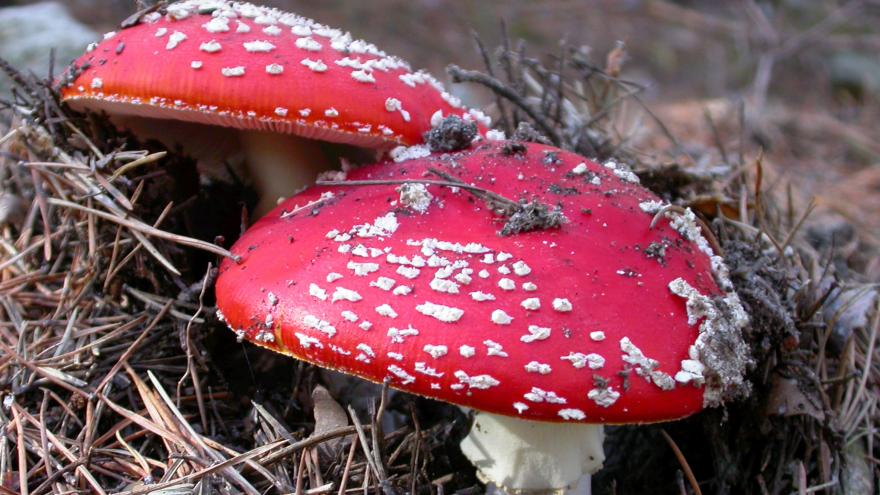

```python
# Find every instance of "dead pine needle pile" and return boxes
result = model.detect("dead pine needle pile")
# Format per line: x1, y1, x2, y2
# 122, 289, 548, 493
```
0, 19, 878, 495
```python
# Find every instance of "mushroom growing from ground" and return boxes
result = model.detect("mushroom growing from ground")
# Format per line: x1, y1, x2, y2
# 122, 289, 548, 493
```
59, 0, 488, 215
214, 137, 751, 493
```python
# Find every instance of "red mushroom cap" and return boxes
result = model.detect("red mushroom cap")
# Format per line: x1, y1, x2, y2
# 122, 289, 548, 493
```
215, 140, 748, 423
60, 0, 488, 148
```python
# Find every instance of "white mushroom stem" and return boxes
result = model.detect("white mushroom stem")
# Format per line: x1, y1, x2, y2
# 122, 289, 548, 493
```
239, 130, 334, 217
459, 411, 604, 495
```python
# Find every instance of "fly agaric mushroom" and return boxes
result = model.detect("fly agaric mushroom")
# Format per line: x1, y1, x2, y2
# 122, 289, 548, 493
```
60, 0, 488, 215
215, 139, 750, 493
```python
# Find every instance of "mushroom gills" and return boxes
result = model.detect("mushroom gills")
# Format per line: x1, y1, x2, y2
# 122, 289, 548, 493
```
460, 411, 604, 495
104, 115, 350, 218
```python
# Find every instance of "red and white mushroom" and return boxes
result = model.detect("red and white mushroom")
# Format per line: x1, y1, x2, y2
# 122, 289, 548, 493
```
60, 0, 488, 215
214, 139, 750, 493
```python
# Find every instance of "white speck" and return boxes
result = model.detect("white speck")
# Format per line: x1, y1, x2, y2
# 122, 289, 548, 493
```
397, 183, 432, 213
522, 282, 538, 291
332, 287, 362, 302
588, 387, 621, 408
295, 36, 322, 51
459, 345, 476, 358
521, 298, 541, 311
266, 63, 284, 75
385, 98, 400, 111
454, 371, 500, 390
490, 309, 513, 325
572, 163, 589, 175
392, 285, 412, 296
387, 352, 403, 361
513, 402, 529, 414
497, 265, 511, 275
324, 107, 339, 118
496, 252, 512, 262
347, 261, 380, 276
330, 345, 351, 356
299, 108, 311, 116
560, 352, 588, 369
478, 270, 490, 279
155, 28, 168, 37
301, 58, 328, 72
351, 69, 376, 83
434, 266, 454, 278
483, 340, 508, 357
166, 31, 188, 50
387, 325, 418, 343
604, 160, 640, 184
430, 278, 460, 294
376, 304, 398, 318
470, 291, 495, 302
255, 330, 274, 343
486, 129, 506, 141
236, 21, 251, 33
416, 302, 464, 323
303, 315, 336, 337
524, 387, 566, 404
200, 40, 222, 53
221, 66, 246, 77
341, 310, 358, 322
291, 25, 311, 36
498, 278, 515, 291
552, 298, 573, 312
525, 361, 552, 374
203, 17, 230, 33
619, 337, 674, 390
415, 362, 444, 377
558, 408, 586, 420
244, 40, 276, 52
396, 266, 420, 279
675, 359, 706, 385
263, 25, 282, 36
512, 261, 531, 276
356, 343, 375, 357
639, 200, 664, 214
482, 253, 495, 264
370, 277, 396, 291
326, 272, 343, 283
309, 283, 328, 301
387, 365, 415, 385
273, 107, 289, 117
423, 344, 448, 359
351, 244, 370, 257
90, 78, 103, 90
191, 61, 204, 70
521, 325, 551, 343
430, 110, 444, 126
358, 321, 373, 331
389, 144, 431, 163
295, 332, 323, 349
590, 331, 606, 341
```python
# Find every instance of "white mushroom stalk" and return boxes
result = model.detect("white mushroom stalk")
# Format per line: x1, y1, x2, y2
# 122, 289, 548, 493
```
239, 130, 332, 216
460, 411, 604, 495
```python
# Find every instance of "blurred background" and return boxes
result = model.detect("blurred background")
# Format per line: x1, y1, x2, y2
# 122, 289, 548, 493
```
1, 0, 878, 256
